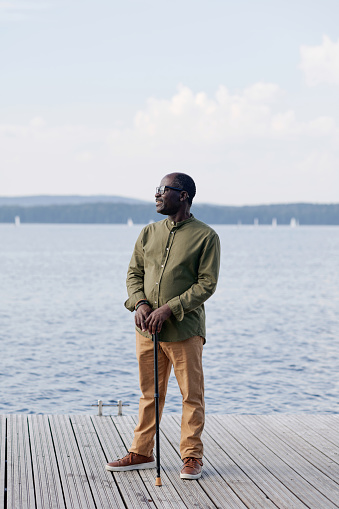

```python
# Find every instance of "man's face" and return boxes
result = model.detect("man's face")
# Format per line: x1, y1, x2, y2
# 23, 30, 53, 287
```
155, 175, 182, 216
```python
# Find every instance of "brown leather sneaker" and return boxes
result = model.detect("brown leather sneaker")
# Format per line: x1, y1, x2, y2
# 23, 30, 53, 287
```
105, 452, 156, 472
180, 457, 203, 479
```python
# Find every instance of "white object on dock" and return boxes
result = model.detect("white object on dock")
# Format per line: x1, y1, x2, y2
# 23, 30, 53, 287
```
91, 399, 129, 416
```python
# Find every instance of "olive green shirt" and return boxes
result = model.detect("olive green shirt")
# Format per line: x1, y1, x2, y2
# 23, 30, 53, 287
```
124, 214, 220, 342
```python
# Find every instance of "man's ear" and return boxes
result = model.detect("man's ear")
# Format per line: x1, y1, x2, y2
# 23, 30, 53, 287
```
180, 191, 189, 201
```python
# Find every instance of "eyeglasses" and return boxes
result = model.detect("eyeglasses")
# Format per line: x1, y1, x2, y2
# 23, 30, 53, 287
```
156, 185, 184, 195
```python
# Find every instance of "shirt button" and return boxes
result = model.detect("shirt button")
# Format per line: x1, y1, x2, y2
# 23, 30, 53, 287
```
156, 282, 158, 285
166, 248, 169, 250
161, 265, 164, 267
154, 301, 157, 304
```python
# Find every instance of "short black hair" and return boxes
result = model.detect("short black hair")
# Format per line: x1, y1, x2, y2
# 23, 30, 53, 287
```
171, 173, 196, 206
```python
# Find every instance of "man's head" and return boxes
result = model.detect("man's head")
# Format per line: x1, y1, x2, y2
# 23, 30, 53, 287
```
155, 172, 196, 217
169, 173, 196, 206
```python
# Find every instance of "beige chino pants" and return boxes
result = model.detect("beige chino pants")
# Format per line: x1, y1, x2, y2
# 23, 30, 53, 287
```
129, 332, 205, 459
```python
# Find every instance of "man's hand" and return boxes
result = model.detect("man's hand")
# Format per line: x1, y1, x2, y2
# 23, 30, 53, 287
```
135, 304, 153, 332
145, 304, 172, 334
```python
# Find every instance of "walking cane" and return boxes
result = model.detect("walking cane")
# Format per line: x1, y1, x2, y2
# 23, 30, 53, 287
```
153, 330, 162, 486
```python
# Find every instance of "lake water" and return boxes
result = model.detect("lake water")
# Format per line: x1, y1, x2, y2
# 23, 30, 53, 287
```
0, 223, 338, 415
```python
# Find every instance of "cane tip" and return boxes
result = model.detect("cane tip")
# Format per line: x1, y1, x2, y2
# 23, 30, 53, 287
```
155, 476, 162, 486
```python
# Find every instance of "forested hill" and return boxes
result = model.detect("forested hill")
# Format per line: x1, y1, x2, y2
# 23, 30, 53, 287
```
0, 202, 338, 225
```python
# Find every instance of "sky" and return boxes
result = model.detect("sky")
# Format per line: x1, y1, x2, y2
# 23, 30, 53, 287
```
1, 0, 339, 205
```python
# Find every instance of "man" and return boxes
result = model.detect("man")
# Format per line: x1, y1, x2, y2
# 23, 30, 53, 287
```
106, 172, 220, 479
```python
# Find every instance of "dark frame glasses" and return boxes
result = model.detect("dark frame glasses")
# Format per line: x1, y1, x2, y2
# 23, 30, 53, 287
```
156, 185, 184, 195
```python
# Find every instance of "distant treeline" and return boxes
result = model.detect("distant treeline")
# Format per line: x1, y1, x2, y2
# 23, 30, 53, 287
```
0, 202, 338, 225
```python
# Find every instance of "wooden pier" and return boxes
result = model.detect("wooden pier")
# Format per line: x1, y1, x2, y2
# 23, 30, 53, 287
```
1, 414, 338, 508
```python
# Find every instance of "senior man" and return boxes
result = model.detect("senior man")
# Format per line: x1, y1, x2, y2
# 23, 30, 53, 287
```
106, 172, 220, 479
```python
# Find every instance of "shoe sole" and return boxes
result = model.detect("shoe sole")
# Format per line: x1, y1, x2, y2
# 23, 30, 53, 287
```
180, 472, 202, 480
106, 461, 156, 472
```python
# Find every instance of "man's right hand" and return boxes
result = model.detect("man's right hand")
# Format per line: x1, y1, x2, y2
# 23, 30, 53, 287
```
135, 304, 153, 332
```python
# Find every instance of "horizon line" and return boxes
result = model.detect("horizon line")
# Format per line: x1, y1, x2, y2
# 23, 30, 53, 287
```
0, 194, 338, 208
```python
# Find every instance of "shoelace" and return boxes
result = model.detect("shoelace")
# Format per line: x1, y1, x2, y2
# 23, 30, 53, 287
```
184, 457, 203, 467
117, 452, 134, 463
120, 452, 144, 464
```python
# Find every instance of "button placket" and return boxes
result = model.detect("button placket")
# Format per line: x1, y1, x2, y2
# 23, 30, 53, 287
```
157, 230, 175, 294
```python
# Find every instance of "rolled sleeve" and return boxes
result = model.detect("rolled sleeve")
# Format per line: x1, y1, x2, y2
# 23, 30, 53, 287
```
124, 292, 147, 312
167, 296, 184, 321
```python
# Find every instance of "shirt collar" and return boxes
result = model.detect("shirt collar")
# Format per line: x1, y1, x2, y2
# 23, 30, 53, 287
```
166, 214, 195, 230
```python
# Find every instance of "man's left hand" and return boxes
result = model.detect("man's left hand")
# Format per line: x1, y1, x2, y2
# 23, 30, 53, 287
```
145, 304, 172, 334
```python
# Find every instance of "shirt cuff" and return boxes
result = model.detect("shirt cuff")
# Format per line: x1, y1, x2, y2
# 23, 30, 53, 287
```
124, 292, 147, 312
167, 296, 184, 321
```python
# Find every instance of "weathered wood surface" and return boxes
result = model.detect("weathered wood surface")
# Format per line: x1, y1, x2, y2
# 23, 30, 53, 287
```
0, 416, 5, 509
0, 414, 338, 508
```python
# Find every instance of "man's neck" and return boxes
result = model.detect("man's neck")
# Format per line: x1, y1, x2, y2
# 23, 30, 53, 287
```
168, 210, 191, 224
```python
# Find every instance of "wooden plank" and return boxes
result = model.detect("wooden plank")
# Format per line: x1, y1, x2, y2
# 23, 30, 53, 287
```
219, 415, 338, 508
291, 415, 339, 449
70, 415, 125, 508
304, 415, 339, 445
48, 414, 95, 508
0, 416, 5, 508
7, 414, 35, 508
315, 415, 339, 430
300, 415, 339, 447
271, 415, 339, 465
162, 415, 254, 509
253, 415, 339, 482
214, 415, 333, 509
28, 415, 65, 509
91, 415, 157, 509
125, 417, 216, 509
201, 415, 309, 509
234, 415, 339, 503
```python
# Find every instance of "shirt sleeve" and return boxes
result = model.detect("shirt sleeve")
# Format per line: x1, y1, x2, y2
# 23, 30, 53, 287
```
166, 232, 220, 321
124, 229, 147, 311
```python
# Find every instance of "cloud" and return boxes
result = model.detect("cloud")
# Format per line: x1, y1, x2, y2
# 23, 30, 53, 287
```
75, 151, 93, 163
112, 84, 336, 144
1, 84, 338, 204
300, 36, 339, 86
29, 116, 46, 128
